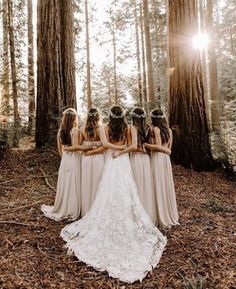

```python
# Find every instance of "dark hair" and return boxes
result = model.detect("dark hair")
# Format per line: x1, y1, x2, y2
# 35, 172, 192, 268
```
131, 107, 149, 148
59, 108, 77, 146
108, 105, 127, 142
150, 109, 170, 144
85, 108, 100, 140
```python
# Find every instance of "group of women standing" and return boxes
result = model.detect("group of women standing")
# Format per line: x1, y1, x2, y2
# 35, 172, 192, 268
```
41, 105, 179, 283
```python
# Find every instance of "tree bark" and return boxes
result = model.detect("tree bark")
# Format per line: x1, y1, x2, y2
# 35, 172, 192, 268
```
1, 0, 10, 117
7, 0, 20, 147
206, 0, 220, 133
36, 0, 76, 148
139, 2, 147, 104
168, 0, 215, 171
133, 0, 142, 103
143, 0, 155, 103
85, 0, 92, 109
27, 0, 35, 134
112, 26, 118, 105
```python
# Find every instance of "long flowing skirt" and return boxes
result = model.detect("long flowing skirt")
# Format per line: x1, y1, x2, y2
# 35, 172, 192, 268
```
130, 152, 157, 223
151, 152, 179, 227
61, 150, 167, 283
41, 151, 81, 221
81, 142, 105, 216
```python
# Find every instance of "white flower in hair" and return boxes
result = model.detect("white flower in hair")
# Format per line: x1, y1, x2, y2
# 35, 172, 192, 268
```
131, 109, 146, 118
110, 110, 125, 119
87, 111, 99, 117
150, 113, 165, 119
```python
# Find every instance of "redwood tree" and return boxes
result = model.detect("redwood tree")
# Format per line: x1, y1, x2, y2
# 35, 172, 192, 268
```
1, 0, 10, 117
27, 0, 35, 134
36, 0, 76, 148
168, 0, 215, 171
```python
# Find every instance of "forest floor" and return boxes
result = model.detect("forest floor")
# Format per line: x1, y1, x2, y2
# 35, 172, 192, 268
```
0, 137, 235, 289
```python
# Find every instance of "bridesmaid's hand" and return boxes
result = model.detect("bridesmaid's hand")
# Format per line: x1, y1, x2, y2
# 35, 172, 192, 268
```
112, 152, 121, 159
165, 149, 171, 155
84, 151, 93, 156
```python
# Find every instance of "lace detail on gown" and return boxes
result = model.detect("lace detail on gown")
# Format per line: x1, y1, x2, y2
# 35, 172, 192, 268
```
61, 150, 167, 283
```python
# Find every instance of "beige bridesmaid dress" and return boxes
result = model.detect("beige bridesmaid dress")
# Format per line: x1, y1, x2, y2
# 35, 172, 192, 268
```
41, 129, 81, 221
151, 151, 179, 228
130, 152, 157, 223
81, 140, 105, 217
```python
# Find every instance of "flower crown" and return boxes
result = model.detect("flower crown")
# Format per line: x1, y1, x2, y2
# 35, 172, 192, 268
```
131, 110, 146, 118
110, 110, 125, 119
150, 113, 165, 119
87, 111, 99, 117
63, 109, 77, 115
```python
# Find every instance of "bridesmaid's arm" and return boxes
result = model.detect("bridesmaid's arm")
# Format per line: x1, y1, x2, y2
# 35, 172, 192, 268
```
64, 129, 92, 152
84, 146, 107, 156
99, 126, 126, 150
168, 129, 173, 150
145, 127, 171, 155
112, 125, 138, 158
57, 131, 63, 157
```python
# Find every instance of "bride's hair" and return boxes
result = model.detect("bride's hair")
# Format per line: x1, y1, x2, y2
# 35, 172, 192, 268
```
108, 105, 127, 142
150, 109, 170, 144
59, 108, 77, 146
131, 107, 149, 148
85, 108, 100, 140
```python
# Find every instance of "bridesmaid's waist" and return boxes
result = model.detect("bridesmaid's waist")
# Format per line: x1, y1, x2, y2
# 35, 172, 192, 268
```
82, 140, 102, 147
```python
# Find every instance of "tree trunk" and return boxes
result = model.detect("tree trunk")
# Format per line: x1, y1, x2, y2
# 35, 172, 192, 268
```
139, 2, 147, 104
36, 0, 76, 148
168, 0, 215, 171
199, 0, 210, 126
7, 0, 20, 147
133, 0, 142, 103
143, 0, 155, 103
60, 0, 76, 109
1, 0, 10, 117
112, 26, 118, 105
27, 0, 35, 135
206, 0, 220, 133
85, 0, 92, 109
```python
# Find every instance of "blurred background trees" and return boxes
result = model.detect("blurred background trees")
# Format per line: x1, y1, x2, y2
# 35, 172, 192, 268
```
0, 0, 235, 172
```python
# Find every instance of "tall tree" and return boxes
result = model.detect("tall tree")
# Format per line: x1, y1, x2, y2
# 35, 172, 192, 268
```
85, 0, 92, 109
139, 2, 147, 103
36, 0, 76, 148
168, 0, 215, 171
142, 0, 155, 103
27, 0, 35, 134
206, 0, 220, 134
133, 0, 142, 103
1, 0, 10, 117
112, 24, 118, 104
7, 0, 20, 147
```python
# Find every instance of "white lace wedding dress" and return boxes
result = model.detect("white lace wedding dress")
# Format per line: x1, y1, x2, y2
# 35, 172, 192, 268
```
60, 150, 167, 283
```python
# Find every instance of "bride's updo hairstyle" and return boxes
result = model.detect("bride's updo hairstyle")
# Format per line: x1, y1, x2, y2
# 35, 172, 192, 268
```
108, 105, 128, 142
150, 109, 170, 145
59, 108, 77, 146
85, 107, 100, 140
131, 107, 148, 148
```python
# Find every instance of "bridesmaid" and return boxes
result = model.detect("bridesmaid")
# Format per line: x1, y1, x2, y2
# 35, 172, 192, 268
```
65, 108, 106, 217
113, 107, 156, 222
145, 109, 179, 228
41, 108, 91, 221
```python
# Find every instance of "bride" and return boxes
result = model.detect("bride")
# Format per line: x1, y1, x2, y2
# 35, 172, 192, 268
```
60, 105, 167, 283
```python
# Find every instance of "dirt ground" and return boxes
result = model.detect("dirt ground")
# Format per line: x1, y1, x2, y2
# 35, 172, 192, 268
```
0, 138, 235, 289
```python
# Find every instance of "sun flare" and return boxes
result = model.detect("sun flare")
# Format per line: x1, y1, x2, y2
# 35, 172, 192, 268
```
192, 33, 209, 50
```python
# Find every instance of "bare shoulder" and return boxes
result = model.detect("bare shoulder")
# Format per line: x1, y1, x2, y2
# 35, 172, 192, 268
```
71, 127, 79, 134
154, 126, 160, 134
130, 124, 137, 133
